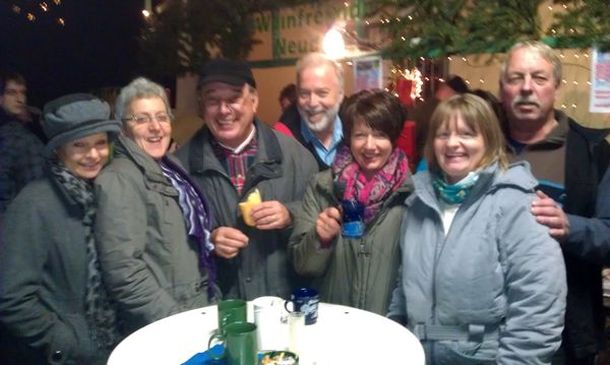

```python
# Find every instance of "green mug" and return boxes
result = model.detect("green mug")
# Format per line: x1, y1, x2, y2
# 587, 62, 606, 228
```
209, 321, 258, 365
217, 299, 247, 333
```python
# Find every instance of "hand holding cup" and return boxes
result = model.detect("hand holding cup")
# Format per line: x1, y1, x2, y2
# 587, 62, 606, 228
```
316, 207, 342, 245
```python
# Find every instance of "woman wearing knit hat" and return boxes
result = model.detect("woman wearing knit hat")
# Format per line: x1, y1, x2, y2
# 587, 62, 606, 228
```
94, 77, 217, 335
0, 94, 122, 364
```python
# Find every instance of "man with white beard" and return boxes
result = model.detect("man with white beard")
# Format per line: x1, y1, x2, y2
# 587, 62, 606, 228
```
280, 52, 345, 170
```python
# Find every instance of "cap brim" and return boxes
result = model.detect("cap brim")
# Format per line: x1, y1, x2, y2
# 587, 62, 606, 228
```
198, 75, 251, 89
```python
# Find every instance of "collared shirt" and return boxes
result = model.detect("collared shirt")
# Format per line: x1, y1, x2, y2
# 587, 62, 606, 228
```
300, 116, 343, 167
211, 127, 258, 195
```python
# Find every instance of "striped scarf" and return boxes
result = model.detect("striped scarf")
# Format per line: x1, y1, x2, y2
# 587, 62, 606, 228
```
159, 158, 217, 300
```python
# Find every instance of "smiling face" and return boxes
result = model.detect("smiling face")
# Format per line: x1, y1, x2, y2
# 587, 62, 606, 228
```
56, 132, 110, 180
350, 118, 393, 180
433, 112, 486, 184
501, 46, 558, 127
199, 82, 257, 149
297, 64, 343, 133
123, 97, 172, 160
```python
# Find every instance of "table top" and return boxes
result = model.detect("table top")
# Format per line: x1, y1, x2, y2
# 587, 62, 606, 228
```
108, 302, 425, 365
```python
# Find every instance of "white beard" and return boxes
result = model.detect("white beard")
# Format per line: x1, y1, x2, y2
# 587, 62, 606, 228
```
298, 103, 340, 133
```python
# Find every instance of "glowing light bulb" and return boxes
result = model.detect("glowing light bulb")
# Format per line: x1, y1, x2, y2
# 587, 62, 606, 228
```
322, 27, 345, 60
142, 9, 151, 17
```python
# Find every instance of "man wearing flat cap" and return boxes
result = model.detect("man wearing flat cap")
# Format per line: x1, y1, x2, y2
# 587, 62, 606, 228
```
177, 59, 318, 300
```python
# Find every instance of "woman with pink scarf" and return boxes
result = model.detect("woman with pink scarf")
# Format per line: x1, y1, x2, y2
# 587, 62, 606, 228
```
289, 90, 413, 315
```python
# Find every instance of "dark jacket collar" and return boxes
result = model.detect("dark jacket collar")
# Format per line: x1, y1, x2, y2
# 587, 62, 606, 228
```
189, 118, 283, 173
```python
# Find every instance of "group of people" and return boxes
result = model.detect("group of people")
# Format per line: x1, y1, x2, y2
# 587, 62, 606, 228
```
0, 39, 608, 365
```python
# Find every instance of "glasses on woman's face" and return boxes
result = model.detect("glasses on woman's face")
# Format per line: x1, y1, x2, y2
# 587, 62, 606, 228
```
123, 112, 171, 126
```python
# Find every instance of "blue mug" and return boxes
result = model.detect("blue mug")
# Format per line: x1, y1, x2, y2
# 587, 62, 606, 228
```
340, 199, 364, 238
284, 287, 319, 325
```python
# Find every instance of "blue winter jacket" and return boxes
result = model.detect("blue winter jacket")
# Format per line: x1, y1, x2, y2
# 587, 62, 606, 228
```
388, 162, 566, 365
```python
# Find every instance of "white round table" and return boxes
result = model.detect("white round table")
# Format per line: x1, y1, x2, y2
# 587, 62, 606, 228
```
108, 302, 425, 365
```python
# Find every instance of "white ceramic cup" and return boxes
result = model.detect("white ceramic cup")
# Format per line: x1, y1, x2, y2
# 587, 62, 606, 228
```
252, 296, 287, 351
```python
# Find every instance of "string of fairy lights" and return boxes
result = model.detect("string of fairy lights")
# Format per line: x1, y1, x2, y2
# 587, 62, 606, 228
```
7, 0, 64, 26
385, 48, 596, 112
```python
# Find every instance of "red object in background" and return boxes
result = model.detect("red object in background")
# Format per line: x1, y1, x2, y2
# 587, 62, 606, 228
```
273, 121, 294, 138
397, 79, 414, 107
396, 120, 416, 172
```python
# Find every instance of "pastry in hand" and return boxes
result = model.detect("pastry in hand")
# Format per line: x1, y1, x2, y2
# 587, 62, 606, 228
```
239, 189, 262, 226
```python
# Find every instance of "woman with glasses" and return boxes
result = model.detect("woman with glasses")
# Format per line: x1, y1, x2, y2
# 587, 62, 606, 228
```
94, 78, 217, 335
0, 94, 121, 364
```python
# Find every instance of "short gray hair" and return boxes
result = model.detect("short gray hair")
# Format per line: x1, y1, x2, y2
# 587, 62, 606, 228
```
296, 52, 344, 94
500, 41, 562, 87
115, 77, 173, 124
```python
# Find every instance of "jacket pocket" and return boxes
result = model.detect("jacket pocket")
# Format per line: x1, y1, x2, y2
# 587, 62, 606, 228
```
49, 313, 97, 364
436, 340, 497, 365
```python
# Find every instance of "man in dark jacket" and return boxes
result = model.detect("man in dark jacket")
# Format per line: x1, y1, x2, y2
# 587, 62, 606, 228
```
0, 71, 44, 222
500, 40, 610, 365
176, 59, 318, 300
279, 52, 344, 170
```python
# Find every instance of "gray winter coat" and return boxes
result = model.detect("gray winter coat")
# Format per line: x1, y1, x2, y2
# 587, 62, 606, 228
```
176, 120, 318, 300
95, 136, 213, 334
388, 162, 567, 365
289, 169, 413, 315
0, 176, 108, 364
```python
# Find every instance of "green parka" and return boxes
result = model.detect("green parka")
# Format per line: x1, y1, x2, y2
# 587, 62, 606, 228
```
95, 136, 215, 334
288, 169, 413, 315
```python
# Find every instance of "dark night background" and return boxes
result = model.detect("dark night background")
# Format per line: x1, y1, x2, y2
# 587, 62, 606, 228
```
0, 0, 145, 108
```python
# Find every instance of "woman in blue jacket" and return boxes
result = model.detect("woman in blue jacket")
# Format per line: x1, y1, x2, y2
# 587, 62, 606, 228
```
388, 94, 566, 364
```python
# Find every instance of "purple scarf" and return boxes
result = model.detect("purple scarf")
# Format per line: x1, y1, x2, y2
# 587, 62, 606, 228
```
159, 158, 217, 300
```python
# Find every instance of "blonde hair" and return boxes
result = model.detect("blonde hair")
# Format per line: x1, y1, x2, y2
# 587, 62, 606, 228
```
424, 94, 508, 173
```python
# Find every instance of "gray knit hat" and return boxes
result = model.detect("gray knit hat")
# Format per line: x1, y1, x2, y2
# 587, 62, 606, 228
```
42, 93, 121, 156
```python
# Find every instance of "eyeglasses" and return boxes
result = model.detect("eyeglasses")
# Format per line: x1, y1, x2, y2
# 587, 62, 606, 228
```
123, 113, 171, 125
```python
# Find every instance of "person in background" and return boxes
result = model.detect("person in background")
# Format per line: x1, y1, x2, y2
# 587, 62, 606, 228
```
176, 59, 317, 300
278, 83, 297, 112
95, 77, 217, 335
0, 71, 46, 142
388, 94, 566, 364
0, 94, 122, 364
273, 83, 297, 137
0, 71, 45, 220
499, 40, 610, 365
279, 52, 345, 170
289, 90, 413, 315
410, 74, 469, 165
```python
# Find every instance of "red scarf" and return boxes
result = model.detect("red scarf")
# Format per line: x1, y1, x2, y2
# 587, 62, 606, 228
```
332, 144, 409, 223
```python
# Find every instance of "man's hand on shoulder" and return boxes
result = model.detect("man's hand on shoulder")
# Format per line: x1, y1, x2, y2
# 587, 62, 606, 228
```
531, 190, 570, 242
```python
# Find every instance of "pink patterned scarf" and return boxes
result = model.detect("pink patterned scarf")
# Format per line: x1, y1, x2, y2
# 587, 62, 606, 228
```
332, 144, 409, 223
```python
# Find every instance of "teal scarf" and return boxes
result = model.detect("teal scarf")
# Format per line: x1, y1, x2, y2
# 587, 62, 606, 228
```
433, 171, 480, 205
